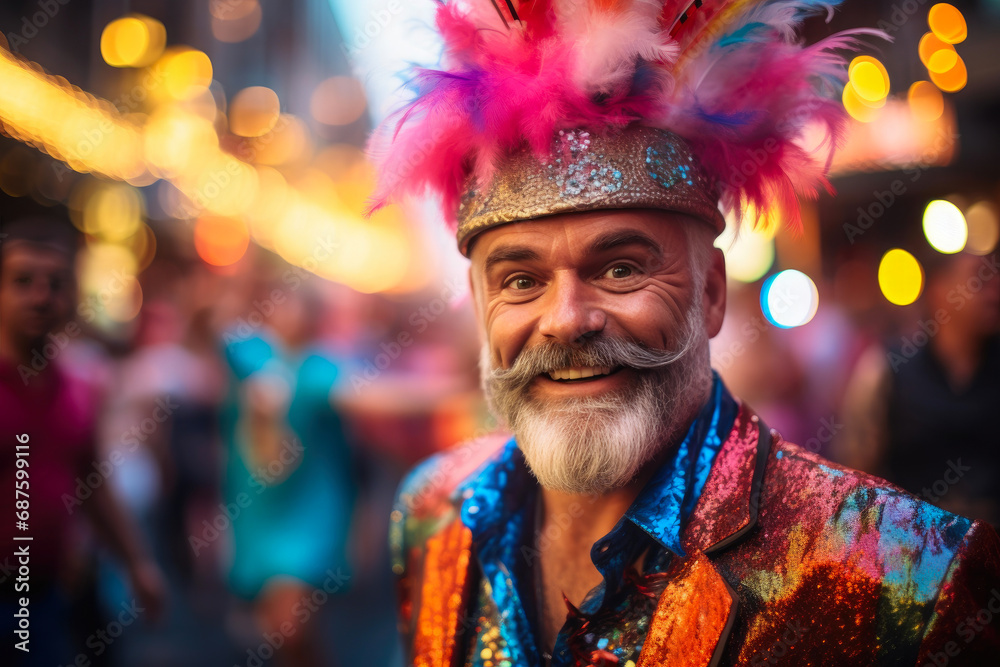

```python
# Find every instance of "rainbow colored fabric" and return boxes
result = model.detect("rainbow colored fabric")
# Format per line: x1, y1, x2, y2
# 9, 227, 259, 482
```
390, 379, 1000, 666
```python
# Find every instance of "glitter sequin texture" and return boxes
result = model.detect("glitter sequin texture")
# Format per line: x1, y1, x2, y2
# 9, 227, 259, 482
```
391, 379, 1000, 666
645, 144, 697, 190
455, 125, 723, 256
546, 130, 624, 198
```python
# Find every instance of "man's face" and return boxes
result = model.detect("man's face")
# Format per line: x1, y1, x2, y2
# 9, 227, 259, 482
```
469, 209, 726, 494
0, 243, 75, 347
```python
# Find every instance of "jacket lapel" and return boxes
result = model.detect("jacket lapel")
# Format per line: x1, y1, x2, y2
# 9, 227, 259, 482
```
639, 404, 773, 667
684, 405, 772, 555
637, 551, 739, 667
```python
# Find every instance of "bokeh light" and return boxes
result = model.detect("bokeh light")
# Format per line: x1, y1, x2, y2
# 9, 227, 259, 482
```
760, 270, 819, 329
101, 15, 166, 68
158, 48, 214, 100
848, 56, 889, 103
878, 249, 924, 306
963, 201, 999, 255
124, 223, 158, 271
716, 214, 776, 283
81, 182, 145, 242
210, 0, 263, 43
842, 83, 881, 123
229, 86, 281, 137
928, 3, 967, 44
310, 77, 367, 126
106, 278, 144, 322
929, 54, 968, 93
0, 51, 147, 180
923, 199, 968, 253
908, 81, 945, 122
194, 215, 250, 266
918, 33, 956, 71
78, 243, 142, 325
927, 48, 958, 74
248, 115, 311, 165
144, 108, 219, 177
244, 166, 290, 248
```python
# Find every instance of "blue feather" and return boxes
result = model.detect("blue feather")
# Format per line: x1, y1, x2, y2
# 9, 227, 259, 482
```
696, 106, 757, 127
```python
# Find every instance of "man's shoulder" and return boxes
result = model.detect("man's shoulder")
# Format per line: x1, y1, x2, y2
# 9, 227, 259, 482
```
772, 435, 931, 494
732, 434, 1000, 661
390, 432, 511, 564
759, 435, 984, 570
397, 432, 511, 512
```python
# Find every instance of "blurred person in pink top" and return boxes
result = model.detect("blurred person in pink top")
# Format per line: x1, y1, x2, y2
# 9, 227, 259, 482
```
0, 210, 165, 665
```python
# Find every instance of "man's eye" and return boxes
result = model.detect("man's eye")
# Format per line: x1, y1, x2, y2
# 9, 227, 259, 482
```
509, 277, 536, 291
14, 276, 31, 286
605, 265, 633, 279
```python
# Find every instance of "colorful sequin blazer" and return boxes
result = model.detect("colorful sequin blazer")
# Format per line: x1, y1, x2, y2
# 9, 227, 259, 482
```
390, 402, 1000, 666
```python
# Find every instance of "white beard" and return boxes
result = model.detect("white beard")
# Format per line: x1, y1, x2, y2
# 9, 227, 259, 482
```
482, 311, 710, 495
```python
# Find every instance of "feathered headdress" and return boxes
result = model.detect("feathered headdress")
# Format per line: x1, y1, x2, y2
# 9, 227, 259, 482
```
367, 0, 883, 253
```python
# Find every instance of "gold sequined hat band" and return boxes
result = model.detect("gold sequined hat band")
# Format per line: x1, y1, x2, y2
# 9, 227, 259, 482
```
456, 125, 725, 256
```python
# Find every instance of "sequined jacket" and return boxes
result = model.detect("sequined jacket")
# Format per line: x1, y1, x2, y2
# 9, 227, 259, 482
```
390, 401, 1000, 666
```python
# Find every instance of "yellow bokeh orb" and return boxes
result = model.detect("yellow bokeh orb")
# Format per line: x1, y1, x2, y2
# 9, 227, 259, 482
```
81, 183, 145, 242
158, 48, 214, 100
878, 249, 924, 306
848, 57, 889, 103
79, 243, 142, 324
842, 83, 881, 123
928, 3, 967, 44
101, 15, 166, 68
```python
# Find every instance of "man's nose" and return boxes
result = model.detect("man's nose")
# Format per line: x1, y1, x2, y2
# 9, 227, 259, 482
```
537, 274, 606, 344
28, 281, 56, 308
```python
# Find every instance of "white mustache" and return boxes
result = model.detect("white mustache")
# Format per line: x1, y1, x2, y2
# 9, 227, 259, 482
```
484, 318, 699, 394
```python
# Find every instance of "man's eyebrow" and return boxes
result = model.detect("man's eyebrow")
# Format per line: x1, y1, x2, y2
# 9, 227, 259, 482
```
484, 246, 541, 273
588, 229, 664, 257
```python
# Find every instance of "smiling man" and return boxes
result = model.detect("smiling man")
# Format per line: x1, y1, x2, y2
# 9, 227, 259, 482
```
370, 1, 1000, 666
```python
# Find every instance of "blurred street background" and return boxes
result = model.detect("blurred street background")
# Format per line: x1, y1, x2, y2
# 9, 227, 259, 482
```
0, 1, 997, 665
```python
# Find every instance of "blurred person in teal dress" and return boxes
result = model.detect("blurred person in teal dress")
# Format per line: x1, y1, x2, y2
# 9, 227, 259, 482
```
220, 280, 355, 667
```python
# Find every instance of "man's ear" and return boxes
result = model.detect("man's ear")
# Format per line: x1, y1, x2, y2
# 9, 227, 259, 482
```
703, 248, 727, 339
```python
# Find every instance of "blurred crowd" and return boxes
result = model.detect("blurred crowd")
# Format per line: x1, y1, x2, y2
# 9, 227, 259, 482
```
0, 193, 487, 666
